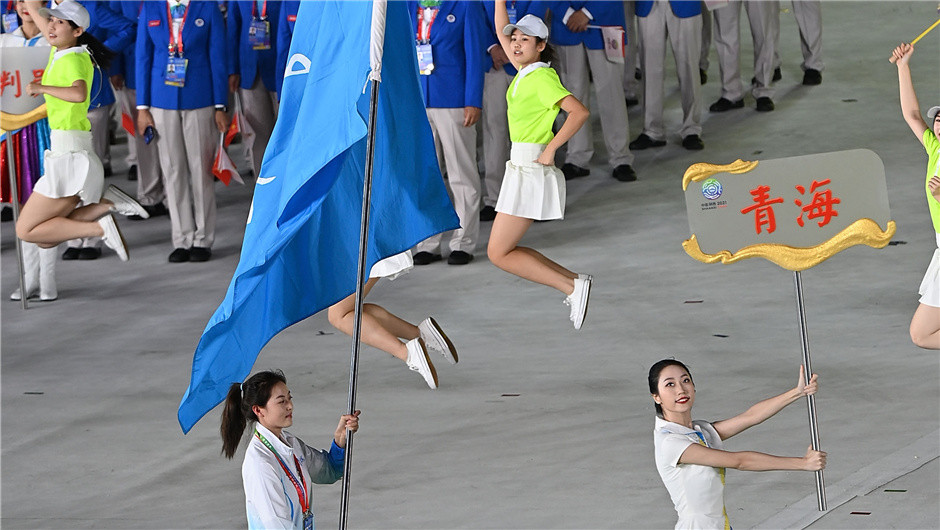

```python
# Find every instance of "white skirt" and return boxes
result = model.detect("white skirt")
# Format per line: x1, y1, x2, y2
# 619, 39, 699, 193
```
495, 142, 566, 220
32, 129, 104, 203
918, 235, 940, 307
369, 250, 413, 281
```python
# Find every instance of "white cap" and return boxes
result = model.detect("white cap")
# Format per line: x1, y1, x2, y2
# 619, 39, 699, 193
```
928, 106, 940, 122
502, 14, 548, 40
39, 0, 91, 30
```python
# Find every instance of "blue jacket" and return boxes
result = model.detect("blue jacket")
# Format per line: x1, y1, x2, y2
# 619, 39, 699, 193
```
79, 1, 134, 109
274, 0, 298, 100
109, 0, 143, 91
136, 0, 228, 110
226, 0, 281, 92
482, 1, 544, 76
547, 1, 626, 49
635, 0, 701, 18
407, 0, 487, 109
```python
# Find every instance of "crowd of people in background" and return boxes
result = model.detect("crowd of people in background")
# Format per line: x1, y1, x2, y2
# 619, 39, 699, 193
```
0, 0, 824, 274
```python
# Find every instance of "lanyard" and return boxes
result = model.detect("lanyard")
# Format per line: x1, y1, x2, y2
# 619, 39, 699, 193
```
252, 0, 267, 20
5, 1, 12, 12
416, 6, 438, 43
254, 430, 310, 515
166, 1, 190, 56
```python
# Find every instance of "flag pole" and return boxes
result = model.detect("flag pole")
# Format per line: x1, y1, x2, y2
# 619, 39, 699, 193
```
339, 2, 387, 528
793, 271, 827, 511
3, 129, 29, 310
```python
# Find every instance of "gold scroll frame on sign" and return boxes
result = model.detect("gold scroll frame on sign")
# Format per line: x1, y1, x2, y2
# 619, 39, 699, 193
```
1, 106, 47, 132
681, 160, 897, 272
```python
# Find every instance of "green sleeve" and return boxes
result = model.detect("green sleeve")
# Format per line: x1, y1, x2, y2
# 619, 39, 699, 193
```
537, 69, 572, 110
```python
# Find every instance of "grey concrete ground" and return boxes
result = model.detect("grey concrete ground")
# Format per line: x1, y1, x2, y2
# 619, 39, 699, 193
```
2, 2, 939, 529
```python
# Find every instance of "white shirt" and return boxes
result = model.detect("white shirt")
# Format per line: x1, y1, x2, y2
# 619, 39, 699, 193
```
653, 416, 727, 530
242, 423, 344, 530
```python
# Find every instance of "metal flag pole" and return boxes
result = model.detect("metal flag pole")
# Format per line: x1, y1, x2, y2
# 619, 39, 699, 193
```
339, 2, 387, 529
3, 129, 29, 310
793, 271, 827, 511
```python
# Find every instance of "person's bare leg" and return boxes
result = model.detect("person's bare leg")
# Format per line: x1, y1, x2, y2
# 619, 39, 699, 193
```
910, 303, 940, 350
67, 200, 114, 222
363, 304, 419, 341
488, 213, 576, 295
327, 278, 409, 361
16, 194, 104, 246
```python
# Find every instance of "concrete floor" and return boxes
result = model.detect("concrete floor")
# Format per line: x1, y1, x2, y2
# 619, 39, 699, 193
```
2, 2, 939, 529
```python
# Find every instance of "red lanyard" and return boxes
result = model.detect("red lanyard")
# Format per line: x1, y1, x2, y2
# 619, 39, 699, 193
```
252, 0, 267, 21
166, 1, 190, 56
6, 1, 13, 13
254, 430, 310, 515
416, 6, 438, 43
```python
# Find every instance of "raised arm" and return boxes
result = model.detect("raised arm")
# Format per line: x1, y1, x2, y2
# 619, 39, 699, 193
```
678, 443, 826, 472
712, 366, 817, 441
25, 0, 50, 38
893, 43, 928, 145
494, 1, 513, 64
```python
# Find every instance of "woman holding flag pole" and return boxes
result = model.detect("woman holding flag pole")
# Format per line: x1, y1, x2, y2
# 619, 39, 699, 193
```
220, 369, 360, 530
488, 2, 593, 329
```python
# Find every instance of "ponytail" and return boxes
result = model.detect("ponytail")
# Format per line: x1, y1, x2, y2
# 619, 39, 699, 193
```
220, 370, 287, 459
69, 21, 115, 71
538, 39, 558, 66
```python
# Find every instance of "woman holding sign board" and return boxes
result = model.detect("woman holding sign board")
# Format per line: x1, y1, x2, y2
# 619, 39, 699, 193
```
892, 43, 940, 350
649, 359, 826, 529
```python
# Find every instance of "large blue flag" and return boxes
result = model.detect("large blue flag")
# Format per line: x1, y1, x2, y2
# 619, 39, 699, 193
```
178, 0, 459, 433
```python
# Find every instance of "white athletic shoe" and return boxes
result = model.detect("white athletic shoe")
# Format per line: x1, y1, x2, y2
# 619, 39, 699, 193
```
564, 274, 593, 330
98, 214, 129, 262
104, 185, 149, 218
418, 317, 458, 364
405, 338, 438, 389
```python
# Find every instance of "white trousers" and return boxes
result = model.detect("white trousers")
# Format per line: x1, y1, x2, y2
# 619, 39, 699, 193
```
416, 108, 480, 255
151, 107, 217, 249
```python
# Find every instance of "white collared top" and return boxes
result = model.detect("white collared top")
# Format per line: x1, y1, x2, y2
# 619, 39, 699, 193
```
653, 415, 727, 530
241, 423, 344, 530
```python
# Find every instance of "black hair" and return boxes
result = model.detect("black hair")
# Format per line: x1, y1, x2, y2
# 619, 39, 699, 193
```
648, 359, 693, 415
66, 20, 115, 71
537, 37, 557, 65
220, 370, 288, 459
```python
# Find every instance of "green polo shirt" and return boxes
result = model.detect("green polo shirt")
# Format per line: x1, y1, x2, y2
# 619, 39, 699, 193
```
41, 46, 92, 131
923, 129, 940, 234
506, 65, 570, 144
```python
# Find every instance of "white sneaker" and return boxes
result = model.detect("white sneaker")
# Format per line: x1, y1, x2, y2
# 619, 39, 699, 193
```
98, 215, 129, 261
418, 317, 458, 364
405, 338, 438, 389
564, 274, 592, 330
103, 185, 149, 218
10, 286, 38, 301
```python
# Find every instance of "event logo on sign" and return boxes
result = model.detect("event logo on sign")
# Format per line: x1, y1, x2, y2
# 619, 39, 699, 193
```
702, 178, 723, 200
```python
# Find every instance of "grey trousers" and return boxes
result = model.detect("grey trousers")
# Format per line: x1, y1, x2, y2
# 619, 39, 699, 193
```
712, 0, 779, 101
482, 67, 513, 208
238, 75, 279, 177
772, 0, 823, 72
637, 1, 703, 139
121, 88, 165, 207
622, 0, 640, 100
417, 108, 480, 255
151, 107, 217, 250
556, 44, 634, 168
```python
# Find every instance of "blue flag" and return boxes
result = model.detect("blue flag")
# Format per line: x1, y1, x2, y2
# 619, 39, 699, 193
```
177, 0, 459, 433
